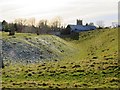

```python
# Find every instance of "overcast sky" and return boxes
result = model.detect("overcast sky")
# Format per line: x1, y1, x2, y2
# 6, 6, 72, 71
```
0, 0, 119, 26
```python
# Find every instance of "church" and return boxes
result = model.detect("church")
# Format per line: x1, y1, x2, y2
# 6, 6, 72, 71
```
62, 19, 96, 35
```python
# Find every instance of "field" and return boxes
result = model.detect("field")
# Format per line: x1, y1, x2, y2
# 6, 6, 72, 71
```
1, 28, 119, 88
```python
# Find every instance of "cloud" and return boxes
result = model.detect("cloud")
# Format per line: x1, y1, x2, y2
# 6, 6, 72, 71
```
0, 0, 118, 26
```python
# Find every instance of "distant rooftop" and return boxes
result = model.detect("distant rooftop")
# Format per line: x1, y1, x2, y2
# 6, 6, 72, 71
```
67, 24, 96, 32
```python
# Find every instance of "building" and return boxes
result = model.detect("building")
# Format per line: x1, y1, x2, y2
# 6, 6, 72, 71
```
61, 20, 96, 34
67, 24, 96, 33
77, 19, 83, 25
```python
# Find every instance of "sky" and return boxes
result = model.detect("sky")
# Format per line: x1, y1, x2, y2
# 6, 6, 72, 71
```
0, 0, 119, 26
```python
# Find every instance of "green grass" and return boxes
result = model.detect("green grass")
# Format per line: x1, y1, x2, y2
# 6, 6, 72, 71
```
1, 28, 119, 88
2, 32, 76, 63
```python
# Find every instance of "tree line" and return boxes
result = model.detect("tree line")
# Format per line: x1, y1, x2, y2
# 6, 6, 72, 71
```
1, 17, 63, 36
1, 17, 118, 36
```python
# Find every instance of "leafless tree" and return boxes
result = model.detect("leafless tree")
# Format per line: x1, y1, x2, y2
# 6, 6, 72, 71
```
14, 18, 27, 25
14, 18, 26, 32
50, 16, 62, 30
38, 19, 48, 28
112, 22, 118, 28
37, 19, 49, 35
28, 17, 36, 26
96, 20, 104, 28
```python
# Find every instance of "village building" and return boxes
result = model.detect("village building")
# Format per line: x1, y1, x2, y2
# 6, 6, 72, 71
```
61, 19, 96, 35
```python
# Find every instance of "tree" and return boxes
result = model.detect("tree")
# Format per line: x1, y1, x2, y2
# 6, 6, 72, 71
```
37, 19, 50, 35
9, 23, 16, 36
14, 18, 25, 32
38, 19, 48, 28
96, 20, 104, 28
2, 20, 9, 32
112, 22, 118, 28
14, 18, 27, 25
28, 17, 36, 26
50, 16, 62, 31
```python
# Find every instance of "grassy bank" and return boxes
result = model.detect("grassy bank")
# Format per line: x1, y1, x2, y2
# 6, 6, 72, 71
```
1, 28, 119, 88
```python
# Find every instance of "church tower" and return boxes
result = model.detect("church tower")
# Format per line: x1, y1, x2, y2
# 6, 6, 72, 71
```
77, 19, 83, 25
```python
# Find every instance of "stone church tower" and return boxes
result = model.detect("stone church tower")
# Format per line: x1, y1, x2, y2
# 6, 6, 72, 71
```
77, 19, 83, 25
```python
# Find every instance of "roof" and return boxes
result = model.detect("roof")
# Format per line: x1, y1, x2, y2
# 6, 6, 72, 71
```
67, 25, 96, 32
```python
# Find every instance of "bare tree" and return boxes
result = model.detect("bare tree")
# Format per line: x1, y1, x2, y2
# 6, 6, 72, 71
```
14, 18, 27, 25
37, 19, 49, 35
112, 22, 118, 28
14, 18, 26, 32
50, 16, 62, 30
96, 20, 104, 28
28, 17, 36, 26
38, 19, 48, 28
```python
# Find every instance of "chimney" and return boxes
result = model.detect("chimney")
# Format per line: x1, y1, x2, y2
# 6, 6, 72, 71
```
77, 19, 83, 25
